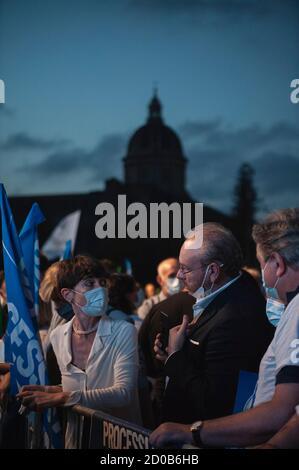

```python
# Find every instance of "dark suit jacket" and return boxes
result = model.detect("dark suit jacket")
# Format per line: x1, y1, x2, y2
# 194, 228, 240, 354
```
162, 271, 274, 424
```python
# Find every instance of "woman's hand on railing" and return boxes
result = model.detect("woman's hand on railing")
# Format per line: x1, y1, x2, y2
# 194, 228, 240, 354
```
20, 384, 62, 394
16, 388, 70, 412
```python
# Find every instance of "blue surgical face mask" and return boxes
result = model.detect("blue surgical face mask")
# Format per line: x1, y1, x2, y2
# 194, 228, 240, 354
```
71, 287, 108, 317
262, 261, 285, 327
261, 261, 280, 300
264, 298, 285, 327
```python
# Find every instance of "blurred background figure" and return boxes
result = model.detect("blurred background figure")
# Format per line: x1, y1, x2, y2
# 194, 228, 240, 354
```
107, 273, 141, 328
39, 260, 74, 385
145, 283, 156, 299
137, 258, 181, 320
37, 254, 53, 348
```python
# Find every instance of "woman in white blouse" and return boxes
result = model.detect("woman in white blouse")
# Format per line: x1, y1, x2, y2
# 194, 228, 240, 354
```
17, 255, 141, 448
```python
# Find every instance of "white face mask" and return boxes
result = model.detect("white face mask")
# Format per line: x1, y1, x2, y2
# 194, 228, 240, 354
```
71, 287, 108, 317
166, 277, 182, 295
192, 264, 218, 300
191, 263, 225, 300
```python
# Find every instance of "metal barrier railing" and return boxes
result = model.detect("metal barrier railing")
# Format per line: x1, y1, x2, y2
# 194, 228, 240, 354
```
67, 405, 151, 449
0, 401, 151, 449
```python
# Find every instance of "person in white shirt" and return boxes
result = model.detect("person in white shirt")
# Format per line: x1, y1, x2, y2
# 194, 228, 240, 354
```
17, 255, 141, 448
150, 208, 299, 449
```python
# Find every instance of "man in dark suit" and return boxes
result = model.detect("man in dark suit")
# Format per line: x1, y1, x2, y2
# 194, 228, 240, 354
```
154, 223, 274, 424
138, 291, 195, 428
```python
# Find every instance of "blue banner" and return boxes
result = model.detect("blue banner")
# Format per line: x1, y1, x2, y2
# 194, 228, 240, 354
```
0, 184, 62, 448
20, 203, 45, 319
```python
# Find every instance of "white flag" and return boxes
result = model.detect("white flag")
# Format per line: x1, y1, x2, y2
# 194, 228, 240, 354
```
42, 210, 81, 260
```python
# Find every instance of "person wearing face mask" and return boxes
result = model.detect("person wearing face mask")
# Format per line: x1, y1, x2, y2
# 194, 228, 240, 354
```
150, 209, 299, 450
137, 258, 182, 320
153, 223, 274, 425
17, 255, 141, 448
261, 261, 286, 328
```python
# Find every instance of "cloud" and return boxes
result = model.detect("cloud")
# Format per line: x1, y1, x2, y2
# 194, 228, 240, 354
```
17, 133, 128, 183
1, 132, 70, 151
180, 119, 299, 157
178, 118, 222, 140
205, 122, 299, 150
183, 120, 299, 213
254, 151, 299, 206
13, 120, 299, 216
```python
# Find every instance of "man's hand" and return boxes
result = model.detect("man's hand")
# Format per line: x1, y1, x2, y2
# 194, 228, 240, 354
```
154, 333, 168, 363
167, 315, 190, 356
150, 422, 192, 448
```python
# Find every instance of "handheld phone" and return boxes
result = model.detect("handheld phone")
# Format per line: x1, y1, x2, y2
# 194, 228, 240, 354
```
159, 311, 169, 352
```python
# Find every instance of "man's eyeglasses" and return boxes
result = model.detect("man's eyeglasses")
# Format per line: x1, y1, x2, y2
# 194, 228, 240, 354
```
178, 262, 224, 276
178, 265, 203, 275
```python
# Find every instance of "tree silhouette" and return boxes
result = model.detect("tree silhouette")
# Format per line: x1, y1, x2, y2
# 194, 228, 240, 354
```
232, 163, 258, 265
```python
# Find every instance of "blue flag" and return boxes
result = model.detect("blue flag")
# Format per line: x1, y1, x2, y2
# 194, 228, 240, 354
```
0, 184, 62, 448
62, 239, 72, 260
20, 203, 45, 319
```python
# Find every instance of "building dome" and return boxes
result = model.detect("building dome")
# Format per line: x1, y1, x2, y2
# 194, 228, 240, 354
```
123, 91, 187, 197
127, 95, 184, 159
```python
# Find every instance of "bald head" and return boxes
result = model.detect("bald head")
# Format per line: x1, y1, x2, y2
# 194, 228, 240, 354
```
157, 258, 179, 278
157, 258, 180, 296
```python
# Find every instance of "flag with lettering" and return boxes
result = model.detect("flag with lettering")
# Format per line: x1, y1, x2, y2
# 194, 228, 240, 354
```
0, 184, 62, 448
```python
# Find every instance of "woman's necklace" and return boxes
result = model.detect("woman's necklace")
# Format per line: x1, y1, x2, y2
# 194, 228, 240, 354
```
72, 321, 99, 335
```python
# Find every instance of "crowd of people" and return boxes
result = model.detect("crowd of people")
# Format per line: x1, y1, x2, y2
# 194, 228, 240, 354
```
0, 207, 299, 449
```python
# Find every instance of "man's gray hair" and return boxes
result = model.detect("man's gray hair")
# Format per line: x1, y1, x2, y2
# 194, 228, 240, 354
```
252, 208, 299, 269
188, 223, 243, 277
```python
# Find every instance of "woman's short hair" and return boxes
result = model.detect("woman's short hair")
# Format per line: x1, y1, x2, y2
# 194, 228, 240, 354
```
55, 255, 109, 301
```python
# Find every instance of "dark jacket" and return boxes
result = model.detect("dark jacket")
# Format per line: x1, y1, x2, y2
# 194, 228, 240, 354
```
162, 271, 274, 424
